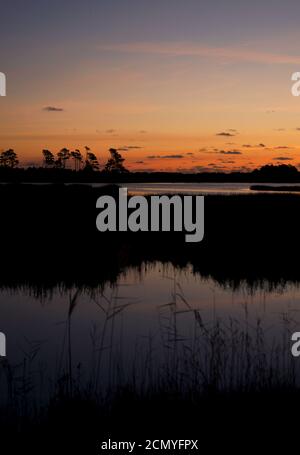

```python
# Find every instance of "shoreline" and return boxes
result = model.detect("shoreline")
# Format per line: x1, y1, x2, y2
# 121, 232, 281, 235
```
0, 184, 298, 290
250, 184, 300, 192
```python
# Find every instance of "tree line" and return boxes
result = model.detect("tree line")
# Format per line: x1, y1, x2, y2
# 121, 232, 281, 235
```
0, 147, 128, 172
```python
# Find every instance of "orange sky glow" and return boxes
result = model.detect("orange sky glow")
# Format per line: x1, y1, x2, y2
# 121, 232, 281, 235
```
1, 3, 300, 173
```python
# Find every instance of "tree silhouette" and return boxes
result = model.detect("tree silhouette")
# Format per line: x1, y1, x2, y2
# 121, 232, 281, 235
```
252, 164, 299, 181
0, 149, 19, 168
42, 149, 55, 167
104, 148, 128, 173
71, 149, 83, 171
84, 146, 91, 163
85, 151, 99, 171
56, 148, 71, 169
83, 146, 99, 171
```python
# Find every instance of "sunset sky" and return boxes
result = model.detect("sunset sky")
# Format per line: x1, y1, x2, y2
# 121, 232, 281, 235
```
1, 0, 300, 172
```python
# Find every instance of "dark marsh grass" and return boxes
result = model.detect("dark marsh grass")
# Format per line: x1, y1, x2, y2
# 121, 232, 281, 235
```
0, 185, 299, 451
0, 184, 299, 291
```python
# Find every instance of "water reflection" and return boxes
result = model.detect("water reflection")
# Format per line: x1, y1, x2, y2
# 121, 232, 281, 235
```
123, 182, 300, 195
0, 262, 299, 397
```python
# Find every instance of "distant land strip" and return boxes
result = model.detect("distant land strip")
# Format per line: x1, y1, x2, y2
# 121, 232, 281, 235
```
250, 185, 300, 192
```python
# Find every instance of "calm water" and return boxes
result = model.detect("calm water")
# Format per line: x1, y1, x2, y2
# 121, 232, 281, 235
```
93, 182, 300, 195
0, 261, 299, 398
24, 181, 300, 194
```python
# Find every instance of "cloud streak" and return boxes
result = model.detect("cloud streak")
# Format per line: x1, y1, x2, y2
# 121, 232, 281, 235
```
243, 143, 266, 148
117, 145, 143, 151
43, 106, 64, 112
147, 154, 184, 159
216, 132, 235, 137
98, 42, 300, 65
219, 150, 242, 155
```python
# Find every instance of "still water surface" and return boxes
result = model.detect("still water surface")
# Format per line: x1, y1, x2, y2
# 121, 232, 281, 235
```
0, 262, 299, 387
93, 182, 300, 195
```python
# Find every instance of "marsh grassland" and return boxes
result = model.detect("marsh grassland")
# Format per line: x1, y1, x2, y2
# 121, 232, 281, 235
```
0, 184, 299, 453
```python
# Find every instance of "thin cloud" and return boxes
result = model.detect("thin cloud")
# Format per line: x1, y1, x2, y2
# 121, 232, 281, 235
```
43, 106, 64, 112
218, 158, 236, 164
117, 145, 143, 151
273, 156, 293, 161
188, 164, 233, 173
106, 129, 117, 134
219, 150, 242, 155
216, 132, 235, 137
147, 154, 184, 159
161, 154, 184, 159
242, 143, 266, 148
98, 42, 300, 65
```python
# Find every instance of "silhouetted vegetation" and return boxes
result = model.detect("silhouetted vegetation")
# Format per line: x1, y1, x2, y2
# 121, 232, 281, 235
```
1, 150, 300, 183
251, 163, 299, 180
104, 148, 128, 173
1, 284, 300, 454
0, 184, 299, 452
42, 146, 100, 171
42, 149, 56, 167
0, 149, 19, 168
251, 184, 300, 191
84, 146, 100, 171
0, 184, 298, 292
70, 149, 84, 171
